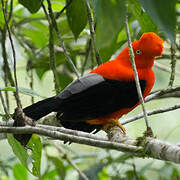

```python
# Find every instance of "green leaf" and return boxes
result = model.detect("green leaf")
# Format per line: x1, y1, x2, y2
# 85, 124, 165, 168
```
98, 168, 109, 180
138, 162, 153, 176
42, 169, 59, 180
0, 176, 10, 180
27, 134, 42, 177
56, 18, 72, 38
99, 39, 123, 62
0, 114, 11, 121
79, 162, 105, 180
57, 73, 73, 90
117, 24, 133, 43
125, 170, 147, 180
0, 87, 44, 98
13, 163, 28, 180
18, 0, 41, 13
171, 168, 180, 179
7, 134, 29, 170
93, 0, 126, 48
113, 154, 132, 163
158, 162, 174, 179
0, 4, 5, 28
35, 68, 48, 80
66, 0, 88, 39
128, 0, 158, 33
22, 28, 48, 48
33, 51, 66, 80
48, 156, 66, 179
138, 0, 176, 42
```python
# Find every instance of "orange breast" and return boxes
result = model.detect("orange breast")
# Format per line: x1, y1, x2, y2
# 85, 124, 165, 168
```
88, 60, 155, 125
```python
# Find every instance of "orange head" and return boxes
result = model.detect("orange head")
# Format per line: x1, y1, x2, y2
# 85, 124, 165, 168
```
116, 32, 164, 68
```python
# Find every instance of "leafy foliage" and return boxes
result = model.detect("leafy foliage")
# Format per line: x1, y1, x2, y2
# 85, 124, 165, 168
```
7, 134, 42, 177
13, 163, 28, 180
79, 162, 105, 180
18, 0, 41, 13
66, 0, 88, 39
0, 0, 179, 179
27, 134, 42, 177
91, 0, 126, 49
138, 0, 176, 42
7, 134, 29, 170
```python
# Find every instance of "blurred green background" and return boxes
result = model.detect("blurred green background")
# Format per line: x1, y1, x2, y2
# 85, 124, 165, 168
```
0, 0, 180, 179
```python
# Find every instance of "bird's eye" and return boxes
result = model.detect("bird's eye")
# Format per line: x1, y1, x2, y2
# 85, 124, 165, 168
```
136, 50, 142, 55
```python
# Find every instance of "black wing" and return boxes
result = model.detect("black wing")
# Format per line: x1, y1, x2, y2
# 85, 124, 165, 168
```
56, 73, 146, 123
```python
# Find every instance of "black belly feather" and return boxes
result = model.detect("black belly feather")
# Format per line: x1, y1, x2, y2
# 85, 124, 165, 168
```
56, 73, 146, 132
18, 73, 146, 144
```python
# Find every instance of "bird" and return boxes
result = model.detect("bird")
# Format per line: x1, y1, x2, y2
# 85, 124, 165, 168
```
14, 32, 164, 144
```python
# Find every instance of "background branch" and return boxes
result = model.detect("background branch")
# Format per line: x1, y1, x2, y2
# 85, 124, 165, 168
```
44, 0, 80, 78
1, 0, 21, 108
41, 2, 60, 93
168, 44, 176, 87
84, 0, 102, 65
51, 141, 89, 180
145, 87, 180, 102
0, 125, 180, 164
154, 62, 180, 77
125, 16, 151, 134
121, 103, 180, 125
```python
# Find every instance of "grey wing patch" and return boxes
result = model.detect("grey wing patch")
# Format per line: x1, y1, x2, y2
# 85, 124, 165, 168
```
57, 73, 105, 99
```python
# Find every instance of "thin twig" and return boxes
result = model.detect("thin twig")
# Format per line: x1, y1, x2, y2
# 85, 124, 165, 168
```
81, 39, 92, 76
1, 29, 15, 87
55, 0, 72, 19
44, 0, 80, 78
1, 1, 15, 108
7, 0, 13, 23
42, 3, 60, 93
3, 71, 10, 111
125, 16, 151, 133
168, 44, 176, 87
49, 24, 60, 93
14, 17, 47, 27
156, 54, 180, 60
154, 62, 180, 76
84, 0, 102, 65
121, 103, 180, 125
1, 0, 22, 108
51, 141, 89, 180
0, 91, 11, 119
1, 29, 10, 111
26, 59, 35, 104
145, 86, 180, 102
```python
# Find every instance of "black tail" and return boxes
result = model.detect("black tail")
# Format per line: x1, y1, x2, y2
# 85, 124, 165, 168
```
23, 96, 61, 120
13, 96, 62, 146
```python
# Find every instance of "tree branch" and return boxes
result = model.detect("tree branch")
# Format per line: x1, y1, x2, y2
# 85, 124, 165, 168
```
145, 87, 180, 102
154, 62, 180, 77
43, 0, 80, 78
0, 126, 141, 154
84, 0, 102, 65
125, 16, 151, 134
121, 103, 180, 125
51, 141, 89, 180
0, 91, 11, 119
0, 125, 180, 164
1, 0, 22, 108
55, 0, 72, 19
41, 2, 60, 93
168, 44, 176, 87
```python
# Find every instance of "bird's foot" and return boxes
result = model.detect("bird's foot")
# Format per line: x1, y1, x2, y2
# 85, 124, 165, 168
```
103, 118, 126, 135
